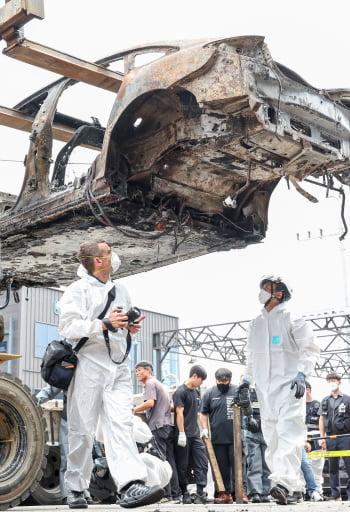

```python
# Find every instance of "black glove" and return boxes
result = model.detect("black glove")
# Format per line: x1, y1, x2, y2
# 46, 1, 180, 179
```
290, 372, 306, 399
237, 381, 252, 416
246, 415, 260, 433
237, 381, 250, 393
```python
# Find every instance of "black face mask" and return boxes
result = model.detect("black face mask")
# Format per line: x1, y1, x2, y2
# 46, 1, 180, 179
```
217, 383, 230, 393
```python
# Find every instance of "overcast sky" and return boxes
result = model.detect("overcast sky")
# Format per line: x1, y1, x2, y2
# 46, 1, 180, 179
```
1, 0, 350, 390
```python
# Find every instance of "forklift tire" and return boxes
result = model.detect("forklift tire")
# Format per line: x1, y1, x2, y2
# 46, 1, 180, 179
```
0, 372, 48, 510
29, 445, 62, 505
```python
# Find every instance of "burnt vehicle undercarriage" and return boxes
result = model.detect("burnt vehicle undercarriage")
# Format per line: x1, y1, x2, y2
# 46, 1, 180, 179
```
0, 1, 350, 290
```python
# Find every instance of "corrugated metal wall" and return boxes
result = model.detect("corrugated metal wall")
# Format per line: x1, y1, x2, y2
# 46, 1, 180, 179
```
19, 287, 63, 391
135, 309, 178, 363
1, 286, 178, 393
131, 309, 178, 392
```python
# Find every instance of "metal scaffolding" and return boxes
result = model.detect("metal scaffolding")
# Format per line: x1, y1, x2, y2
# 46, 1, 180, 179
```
153, 311, 350, 379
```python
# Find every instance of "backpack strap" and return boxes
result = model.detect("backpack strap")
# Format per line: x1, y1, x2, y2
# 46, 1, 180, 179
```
74, 336, 89, 353
97, 285, 116, 320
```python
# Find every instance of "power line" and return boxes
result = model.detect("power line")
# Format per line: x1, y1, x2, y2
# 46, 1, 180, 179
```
0, 159, 90, 164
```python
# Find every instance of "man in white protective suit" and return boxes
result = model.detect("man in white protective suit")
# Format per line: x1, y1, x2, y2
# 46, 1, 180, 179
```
238, 275, 319, 505
58, 240, 164, 509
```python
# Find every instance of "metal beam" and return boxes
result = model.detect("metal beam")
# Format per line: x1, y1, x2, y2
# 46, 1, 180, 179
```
3, 37, 124, 92
0, 2, 122, 92
0, 0, 44, 38
0, 104, 34, 132
154, 312, 350, 379
0, 105, 102, 148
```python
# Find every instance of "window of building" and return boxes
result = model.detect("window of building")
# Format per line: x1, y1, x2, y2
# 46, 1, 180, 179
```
130, 338, 142, 393
35, 322, 62, 358
0, 340, 7, 353
161, 351, 179, 390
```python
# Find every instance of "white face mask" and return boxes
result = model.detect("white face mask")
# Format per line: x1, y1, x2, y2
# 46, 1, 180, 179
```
328, 382, 339, 392
258, 289, 271, 304
111, 252, 121, 273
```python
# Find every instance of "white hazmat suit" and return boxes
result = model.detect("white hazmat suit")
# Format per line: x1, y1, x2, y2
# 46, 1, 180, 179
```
243, 303, 319, 494
58, 265, 148, 493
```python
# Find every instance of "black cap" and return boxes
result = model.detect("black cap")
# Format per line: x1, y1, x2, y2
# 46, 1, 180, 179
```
305, 381, 311, 390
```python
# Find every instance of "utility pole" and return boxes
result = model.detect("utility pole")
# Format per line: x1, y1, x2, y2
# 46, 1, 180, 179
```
296, 227, 349, 309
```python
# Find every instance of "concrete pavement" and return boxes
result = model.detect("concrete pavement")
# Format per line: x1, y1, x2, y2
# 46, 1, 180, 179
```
11, 502, 350, 511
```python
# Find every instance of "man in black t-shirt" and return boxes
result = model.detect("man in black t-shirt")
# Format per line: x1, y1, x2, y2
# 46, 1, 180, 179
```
200, 368, 237, 504
173, 365, 209, 504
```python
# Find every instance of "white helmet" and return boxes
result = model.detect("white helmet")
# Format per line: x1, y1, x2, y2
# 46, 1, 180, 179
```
259, 274, 292, 302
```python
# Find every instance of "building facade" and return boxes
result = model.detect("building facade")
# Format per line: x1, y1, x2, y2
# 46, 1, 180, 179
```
0, 286, 179, 393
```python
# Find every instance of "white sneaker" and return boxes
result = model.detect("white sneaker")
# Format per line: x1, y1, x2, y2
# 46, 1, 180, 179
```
310, 490, 323, 502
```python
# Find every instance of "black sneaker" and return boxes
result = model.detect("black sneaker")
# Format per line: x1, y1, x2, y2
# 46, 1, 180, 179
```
171, 495, 182, 504
119, 481, 164, 508
67, 490, 88, 509
270, 485, 289, 505
192, 492, 212, 504
182, 493, 192, 504
288, 491, 302, 504
84, 490, 95, 505
261, 495, 271, 503
251, 493, 261, 503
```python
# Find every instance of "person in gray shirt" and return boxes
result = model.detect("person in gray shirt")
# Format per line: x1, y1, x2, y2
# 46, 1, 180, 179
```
133, 360, 181, 502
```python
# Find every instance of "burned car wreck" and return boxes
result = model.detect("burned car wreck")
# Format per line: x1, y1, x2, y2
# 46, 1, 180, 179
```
0, 2, 350, 289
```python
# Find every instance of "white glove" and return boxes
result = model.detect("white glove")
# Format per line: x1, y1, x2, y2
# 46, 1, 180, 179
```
178, 432, 187, 447
201, 428, 209, 439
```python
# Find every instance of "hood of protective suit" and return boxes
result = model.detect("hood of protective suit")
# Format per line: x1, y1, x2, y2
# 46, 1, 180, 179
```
260, 302, 287, 315
77, 264, 89, 279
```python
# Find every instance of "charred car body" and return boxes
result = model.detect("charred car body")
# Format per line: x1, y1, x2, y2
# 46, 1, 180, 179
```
0, 2, 349, 290
1, 2, 350, 508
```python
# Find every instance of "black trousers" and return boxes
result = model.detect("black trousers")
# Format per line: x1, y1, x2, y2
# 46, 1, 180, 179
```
327, 436, 350, 498
213, 443, 235, 494
175, 436, 208, 495
152, 424, 181, 498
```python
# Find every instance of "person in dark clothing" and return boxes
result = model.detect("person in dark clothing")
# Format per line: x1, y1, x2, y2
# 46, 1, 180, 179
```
133, 360, 181, 502
36, 386, 95, 505
173, 365, 209, 504
244, 388, 271, 503
305, 381, 324, 496
319, 371, 350, 501
199, 368, 236, 504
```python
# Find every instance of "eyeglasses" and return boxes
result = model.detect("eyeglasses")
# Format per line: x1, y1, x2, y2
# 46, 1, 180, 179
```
82, 255, 111, 258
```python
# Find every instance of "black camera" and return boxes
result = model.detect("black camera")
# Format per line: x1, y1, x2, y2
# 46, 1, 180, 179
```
126, 307, 141, 326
